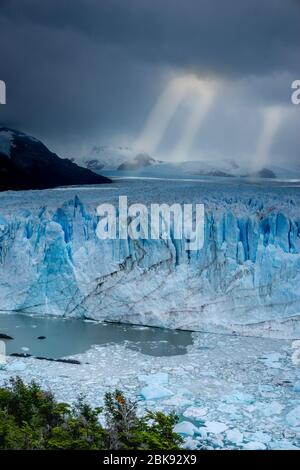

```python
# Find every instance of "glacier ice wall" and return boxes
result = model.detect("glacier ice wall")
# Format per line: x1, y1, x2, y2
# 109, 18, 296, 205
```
0, 181, 300, 337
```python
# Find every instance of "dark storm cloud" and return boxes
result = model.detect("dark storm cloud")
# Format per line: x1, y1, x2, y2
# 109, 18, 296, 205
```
1, 0, 300, 77
0, 0, 299, 161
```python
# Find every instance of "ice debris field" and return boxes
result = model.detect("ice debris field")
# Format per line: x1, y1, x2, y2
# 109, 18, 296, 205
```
0, 330, 300, 450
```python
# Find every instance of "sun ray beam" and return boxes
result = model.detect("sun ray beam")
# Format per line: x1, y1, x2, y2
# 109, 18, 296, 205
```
171, 81, 217, 162
253, 106, 283, 171
135, 76, 218, 159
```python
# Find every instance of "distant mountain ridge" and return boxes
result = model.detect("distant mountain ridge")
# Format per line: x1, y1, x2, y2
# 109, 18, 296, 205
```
0, 128, 111, 191
81, 144, 300, 180
84, 145, 162, 171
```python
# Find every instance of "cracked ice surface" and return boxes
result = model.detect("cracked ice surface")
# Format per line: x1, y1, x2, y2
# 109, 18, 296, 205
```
0, 331, 300, 450
0, 178, 300, 337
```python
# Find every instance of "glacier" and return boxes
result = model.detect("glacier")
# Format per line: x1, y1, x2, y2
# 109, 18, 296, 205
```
0, 178, 300, 337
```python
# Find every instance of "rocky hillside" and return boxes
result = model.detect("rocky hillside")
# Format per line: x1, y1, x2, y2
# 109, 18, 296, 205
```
0, 128, 111, 191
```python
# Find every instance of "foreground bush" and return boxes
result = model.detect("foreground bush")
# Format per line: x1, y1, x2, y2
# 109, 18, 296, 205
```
0, 377, 183, 450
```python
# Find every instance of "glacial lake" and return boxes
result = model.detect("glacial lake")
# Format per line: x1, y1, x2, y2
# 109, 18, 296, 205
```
0, 313, 193, 359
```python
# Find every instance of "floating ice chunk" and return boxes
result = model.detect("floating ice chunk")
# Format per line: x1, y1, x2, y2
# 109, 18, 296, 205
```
140, 385, 173, 400
204, 421, 228, 434
8, 361, 27, 372
218, 403, 238, 414
293, 381, 300, 393
269, 440, 300, 450
139, 372, 169, 385
21, 347, 30, 352
286, 405, 300, 427
226, 429, 243, 444
196, 427, 208, 439
163, 395, 192, 407
261, 352, 282, 368
184, 365, 195, 371
243, 441, 266, 450
246, 431, 271, 444
183, 406, 208, 420
258, 384, 273, 393
182, 437, 199, 449
256, 401, 284, 417
173, 421, 198, 437
224, 391, 255, 405
246, 405, 256, 413
175, 388, 193, 398
209, 437, 224, 448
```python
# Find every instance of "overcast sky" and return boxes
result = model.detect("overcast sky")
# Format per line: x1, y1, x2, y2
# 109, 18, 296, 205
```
0, 0, 299, 166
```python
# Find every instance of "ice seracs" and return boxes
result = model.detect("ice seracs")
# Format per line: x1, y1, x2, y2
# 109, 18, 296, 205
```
0, 178, 299, 337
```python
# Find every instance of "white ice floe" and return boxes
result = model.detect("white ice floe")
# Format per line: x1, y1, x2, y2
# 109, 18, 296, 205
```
139, 372, 169, 385
224, 391, 255, 405
226, 429, 244, 444
286, 405, 300, 427
255, 401, 284, 417
182, 437, 199, 450
246, 431, 271, 444
293, 381, 300, 392
7, 361, 27, 372
269, 440, 300, 450
183, 406, 208, 420
243, 441, 266, 450
173, 421, 199, 437
140, 385, 174, 401
203, 421, 228, 434
163, 395, 193, 407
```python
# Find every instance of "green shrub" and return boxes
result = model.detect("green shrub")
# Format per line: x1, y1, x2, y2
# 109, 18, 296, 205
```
104, 389, 183, 450
0, 377, 183, 450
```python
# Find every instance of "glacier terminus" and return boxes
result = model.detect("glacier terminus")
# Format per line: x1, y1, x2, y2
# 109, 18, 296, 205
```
0, 177, 299, 339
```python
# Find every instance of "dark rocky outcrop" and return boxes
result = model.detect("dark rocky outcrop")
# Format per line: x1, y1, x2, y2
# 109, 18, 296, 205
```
0, 333, 13, 340
0, 127, 111, 191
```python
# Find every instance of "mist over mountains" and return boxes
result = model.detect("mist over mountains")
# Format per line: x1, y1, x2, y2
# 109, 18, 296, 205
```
81, 143, 300, 180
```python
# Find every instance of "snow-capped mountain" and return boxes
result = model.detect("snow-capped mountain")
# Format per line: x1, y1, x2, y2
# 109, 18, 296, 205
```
118, 153, 162, 171
84, 145, 134, 170
173, 160, 300, 179
175, 159, 243, 177
81, 145, 300, 180
0, 128, 111, 191
83, 145, 162, 171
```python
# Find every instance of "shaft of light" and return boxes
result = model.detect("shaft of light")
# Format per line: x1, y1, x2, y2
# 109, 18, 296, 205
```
253, 107, 283, 171
171, 82, 217, 162
135, 76, 217, 158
